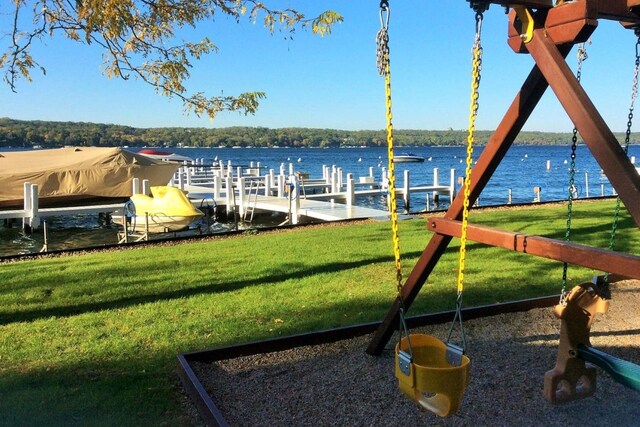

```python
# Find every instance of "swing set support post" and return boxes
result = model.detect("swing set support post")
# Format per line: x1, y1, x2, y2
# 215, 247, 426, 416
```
525, 29, 640, 226
368, 0, 640, 356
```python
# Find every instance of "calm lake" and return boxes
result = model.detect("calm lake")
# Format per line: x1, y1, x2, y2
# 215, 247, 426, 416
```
1, 144, 638, 256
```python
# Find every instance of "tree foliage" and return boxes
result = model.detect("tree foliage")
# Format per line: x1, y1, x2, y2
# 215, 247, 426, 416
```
1, 1, 342, 119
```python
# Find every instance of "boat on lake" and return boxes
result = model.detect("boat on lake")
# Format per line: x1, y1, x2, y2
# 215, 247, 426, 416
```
394, 153, 425, 163
113, 186, 203, 233
138, 149, 194, 163
0, 147, 180, 209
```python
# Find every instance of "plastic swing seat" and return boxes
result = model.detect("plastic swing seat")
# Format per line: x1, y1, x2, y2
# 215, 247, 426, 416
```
395, 334, 471, 417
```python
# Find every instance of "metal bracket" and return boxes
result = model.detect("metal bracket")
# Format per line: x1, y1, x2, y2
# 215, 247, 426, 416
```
514, 6, 535, 43
398, 349, 412, 376
446, 343, 465, 367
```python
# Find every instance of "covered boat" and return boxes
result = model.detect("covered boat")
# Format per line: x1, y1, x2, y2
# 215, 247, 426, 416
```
114, 186, 203, 233
0, 147, 179, 209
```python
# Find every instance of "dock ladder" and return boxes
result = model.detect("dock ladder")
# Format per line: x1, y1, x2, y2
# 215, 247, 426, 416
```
243, 180, 261, 223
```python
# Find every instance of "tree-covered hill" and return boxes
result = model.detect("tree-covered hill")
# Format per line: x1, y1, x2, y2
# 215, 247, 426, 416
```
1, 117, 636, 149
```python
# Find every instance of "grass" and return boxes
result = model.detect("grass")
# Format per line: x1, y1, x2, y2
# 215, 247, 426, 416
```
0, 199, 638, 425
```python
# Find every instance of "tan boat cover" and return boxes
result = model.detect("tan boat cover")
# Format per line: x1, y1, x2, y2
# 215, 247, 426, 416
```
0, 147, 179, 206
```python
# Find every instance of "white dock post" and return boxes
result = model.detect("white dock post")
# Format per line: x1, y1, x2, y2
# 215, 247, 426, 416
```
177, 170, 184, 191
346, 174, 355, 207
450, 169, 456, 200
508, 188, 513, 204
268, 169, 275, 195
142, 179, 150, 195
132, 177, 140, 195
280, 163, 286, 176
22, 183, 32, 231
291, 175, 300, 225
601, 183, 605, 197
225, 176, 234, 214
432, 168, 440, 201
277, 174, 285, 198
263, 175, 269, 196
331, 170, 339, 193
403, 170, 410, 212
236, 166, 242, 179
238, 177, 246, 217
213, 175, 221, 199
533, 186, 542, 203
584, 172, 589, 198
381, 167, 388, 192
219, 160, 225, 176
28, 184, 40, 230
337, 167, 343, 190
186, 168, 192, 185
289, 163, 294, 176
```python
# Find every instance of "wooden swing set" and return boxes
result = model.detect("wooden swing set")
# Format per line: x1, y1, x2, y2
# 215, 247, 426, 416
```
371, 0, 640, 417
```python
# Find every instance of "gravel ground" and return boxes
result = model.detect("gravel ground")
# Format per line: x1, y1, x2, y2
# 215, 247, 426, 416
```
189, 281, 640, 426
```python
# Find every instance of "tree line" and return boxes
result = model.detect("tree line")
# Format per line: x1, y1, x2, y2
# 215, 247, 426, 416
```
1, 118, 637, 149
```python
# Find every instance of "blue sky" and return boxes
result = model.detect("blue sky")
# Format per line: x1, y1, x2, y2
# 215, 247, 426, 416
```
0, 1, 637, 132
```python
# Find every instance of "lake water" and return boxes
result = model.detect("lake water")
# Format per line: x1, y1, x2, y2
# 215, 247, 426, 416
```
1, 144, 638, 256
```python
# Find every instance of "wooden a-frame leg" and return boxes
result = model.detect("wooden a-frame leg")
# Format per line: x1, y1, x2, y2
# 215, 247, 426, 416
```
526, 28, 640, 227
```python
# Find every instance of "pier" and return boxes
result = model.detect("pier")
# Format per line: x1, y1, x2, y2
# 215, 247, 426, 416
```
175, 159, 457, 225
0, 182, 124, 232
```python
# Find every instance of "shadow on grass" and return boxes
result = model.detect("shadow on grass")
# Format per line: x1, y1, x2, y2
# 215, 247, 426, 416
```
0, 252, 424, 325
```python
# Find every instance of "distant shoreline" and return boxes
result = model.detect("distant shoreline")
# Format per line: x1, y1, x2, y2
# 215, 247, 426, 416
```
3, 117, 640, 149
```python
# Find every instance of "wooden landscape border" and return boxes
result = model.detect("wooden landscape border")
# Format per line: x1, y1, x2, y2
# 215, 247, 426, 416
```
177, 294, 560, 427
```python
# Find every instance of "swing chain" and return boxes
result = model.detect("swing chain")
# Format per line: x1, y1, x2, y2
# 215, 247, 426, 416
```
376, 1, 390, 77
560, 43, 588, 304
448, 10, 484, 356
604, 36, 640, 283
376, 0, 403, 297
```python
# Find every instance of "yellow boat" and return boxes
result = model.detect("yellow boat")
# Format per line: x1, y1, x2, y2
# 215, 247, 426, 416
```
116, 186, 203, 233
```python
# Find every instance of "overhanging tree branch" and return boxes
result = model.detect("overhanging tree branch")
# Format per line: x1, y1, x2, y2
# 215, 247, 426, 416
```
1, 0, 342, 119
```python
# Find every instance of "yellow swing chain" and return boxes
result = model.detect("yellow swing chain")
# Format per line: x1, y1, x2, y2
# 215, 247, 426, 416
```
447, 8, 485, 350
377, 0, 403, 298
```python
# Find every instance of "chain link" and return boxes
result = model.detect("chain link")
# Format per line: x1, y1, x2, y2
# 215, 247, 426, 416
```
377, 1, 403, 296
376, 2, 390, 77
560, 43, 587, 303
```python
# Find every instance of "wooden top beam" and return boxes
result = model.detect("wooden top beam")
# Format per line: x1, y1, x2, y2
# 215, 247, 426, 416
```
483, 1, 640, 25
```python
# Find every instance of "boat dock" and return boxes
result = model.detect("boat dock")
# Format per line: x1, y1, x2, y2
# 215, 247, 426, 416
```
0, 160, 456, 231
176, 160, 457, 225
0, 182, 125, 232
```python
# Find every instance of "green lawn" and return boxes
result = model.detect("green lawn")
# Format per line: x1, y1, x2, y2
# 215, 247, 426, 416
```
0, 200, 637, 425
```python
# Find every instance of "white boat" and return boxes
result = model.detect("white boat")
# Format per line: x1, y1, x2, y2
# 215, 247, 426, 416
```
394, 153, 425, 163
114, 186, 203, 233
138, 149, 194, 163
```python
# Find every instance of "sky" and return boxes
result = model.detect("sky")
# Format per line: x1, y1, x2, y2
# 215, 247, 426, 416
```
0, 1, 639, 132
